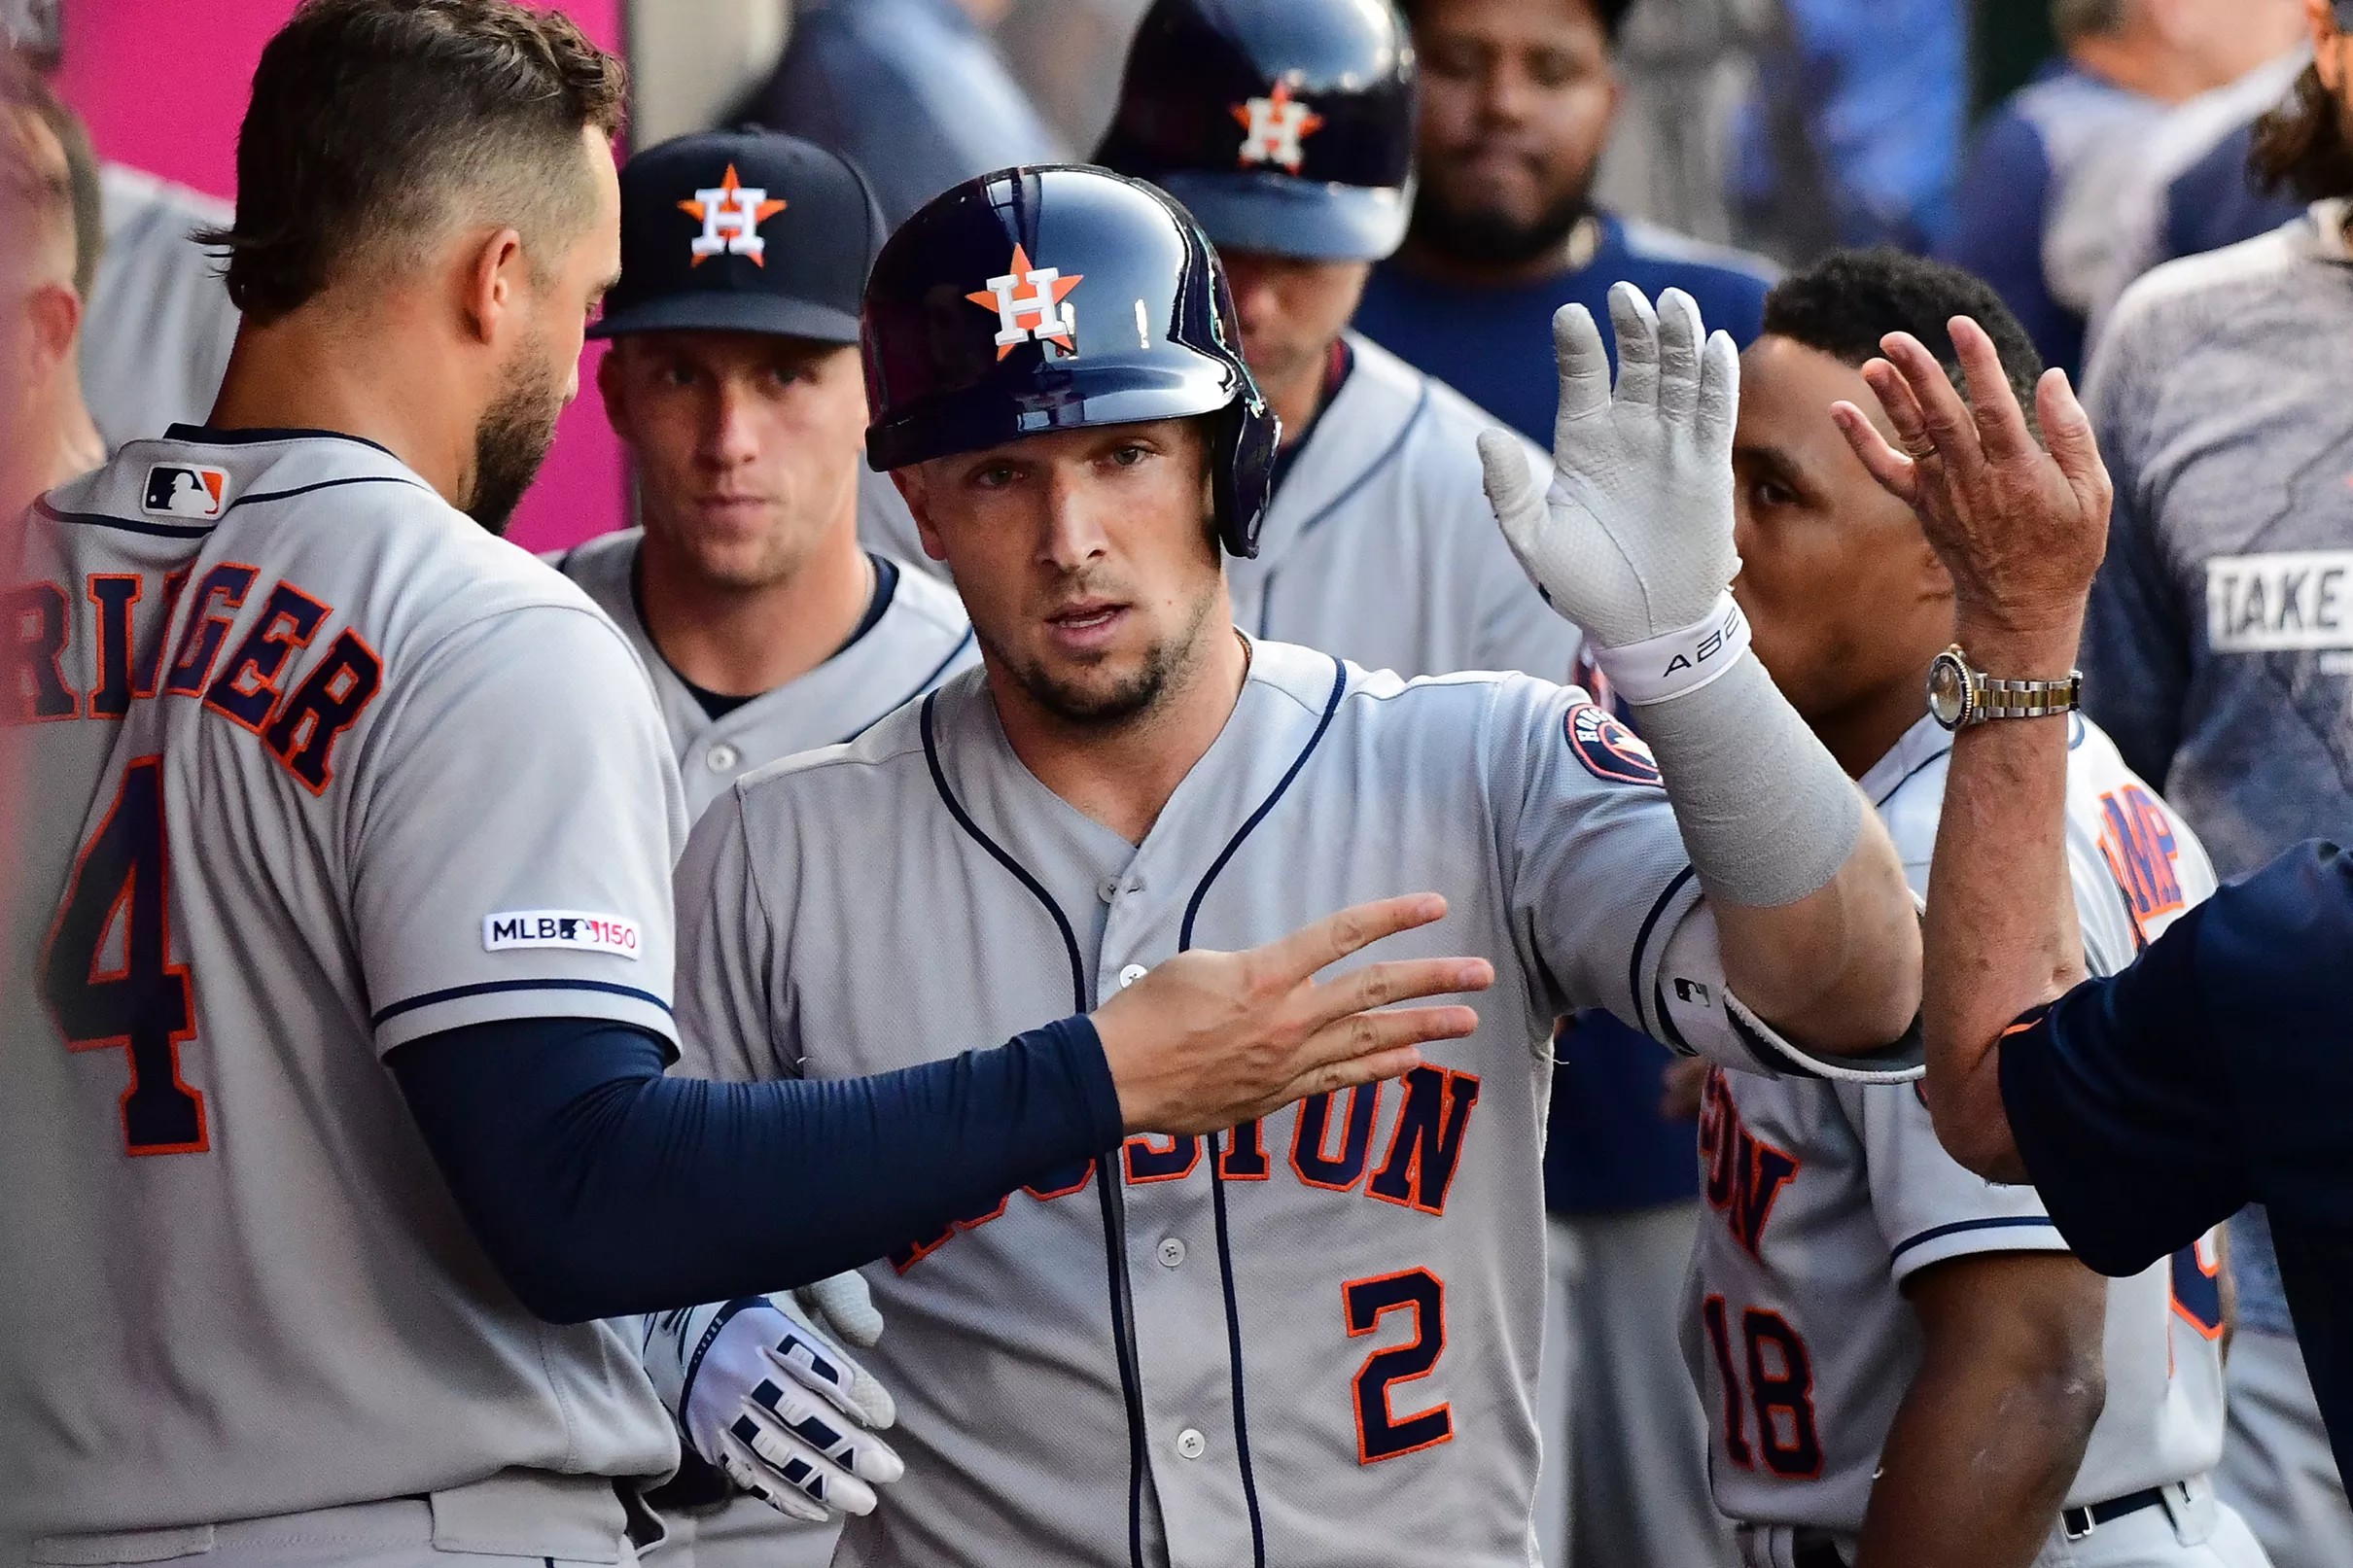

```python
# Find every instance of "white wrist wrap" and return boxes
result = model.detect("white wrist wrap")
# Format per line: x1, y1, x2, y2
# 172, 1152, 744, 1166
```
1590, 593, 1752, 707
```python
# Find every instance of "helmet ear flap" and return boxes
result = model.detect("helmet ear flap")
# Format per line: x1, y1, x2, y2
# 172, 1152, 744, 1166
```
1212, 388, 1281, 559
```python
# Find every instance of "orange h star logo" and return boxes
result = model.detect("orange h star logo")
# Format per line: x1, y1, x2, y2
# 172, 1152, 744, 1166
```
679, 164, 788, 266
965, 244, 1085, 361
1232, 80, 1324, 172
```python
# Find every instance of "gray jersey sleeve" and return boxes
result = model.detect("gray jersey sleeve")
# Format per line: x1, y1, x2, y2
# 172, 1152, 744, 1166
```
674, 782, 797, 1083
357, 605, 685, 1053
1490, 676, 1703, 1040
1841, 1082, 2065, 1284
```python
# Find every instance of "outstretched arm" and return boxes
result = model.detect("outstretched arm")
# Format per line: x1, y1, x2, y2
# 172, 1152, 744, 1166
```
1482, 286, 1919, 1059
1855, 1252, 2107, 1568
1830, 317, 2114, 1178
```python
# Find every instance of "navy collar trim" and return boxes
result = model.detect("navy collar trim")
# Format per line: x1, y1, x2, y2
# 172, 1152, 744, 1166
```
163, 423, 400, 459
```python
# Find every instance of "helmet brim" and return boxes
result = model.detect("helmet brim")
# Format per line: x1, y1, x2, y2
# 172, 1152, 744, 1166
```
865, 361, 1245, 472
1154, 171, 1411, 263
589, 291, 863, 344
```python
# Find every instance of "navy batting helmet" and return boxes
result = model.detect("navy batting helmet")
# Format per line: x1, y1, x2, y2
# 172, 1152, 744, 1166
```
1095, 0, 1417, 263
861, 163, 1281, 559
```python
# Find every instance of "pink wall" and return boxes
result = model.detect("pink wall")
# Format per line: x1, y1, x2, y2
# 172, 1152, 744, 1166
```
53, 0, 627, 553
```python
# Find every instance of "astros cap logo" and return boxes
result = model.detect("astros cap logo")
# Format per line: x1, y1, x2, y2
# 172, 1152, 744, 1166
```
1232, 80, 1323, 173
678, 163, 788, 266
966, 244, 1084, 360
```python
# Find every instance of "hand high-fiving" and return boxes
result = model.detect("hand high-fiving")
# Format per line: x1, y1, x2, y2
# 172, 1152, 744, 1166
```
1477, 284, 1742, 661
1829, 316, 2112, 640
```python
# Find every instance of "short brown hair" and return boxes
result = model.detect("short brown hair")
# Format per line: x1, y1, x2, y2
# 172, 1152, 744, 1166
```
2251, 61, 2353, 204
0, 52, 85, 291
202, 0, 627, 325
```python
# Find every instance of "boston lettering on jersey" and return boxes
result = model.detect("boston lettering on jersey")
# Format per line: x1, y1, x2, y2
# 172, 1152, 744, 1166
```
887, 1065, 1482, 1272
1699, 1066, 1801, 1259
7, 567, 382, 792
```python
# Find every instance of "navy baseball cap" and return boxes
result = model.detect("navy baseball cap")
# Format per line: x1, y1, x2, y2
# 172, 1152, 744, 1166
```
592, 127, 887, 344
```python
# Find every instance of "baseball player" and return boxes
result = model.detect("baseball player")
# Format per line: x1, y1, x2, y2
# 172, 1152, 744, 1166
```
673, 162, 1926, 1568
5, 0, 242, 451
867, 0, 1585, 690
0, 6, 1489, 1561
557, 127, 978, 1565
1684, 249, 2263, 1568
0, 57, 102, 515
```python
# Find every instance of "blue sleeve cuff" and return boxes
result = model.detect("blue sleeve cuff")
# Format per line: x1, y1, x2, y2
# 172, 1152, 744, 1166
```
1037, 1013, 1124, 1155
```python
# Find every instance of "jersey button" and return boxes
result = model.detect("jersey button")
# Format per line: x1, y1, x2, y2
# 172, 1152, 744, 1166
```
1176, 1428, 1207, 1460
706, 743, 741, 773
1157, 1237, 1185, 1270
1118, 963, 1148, 989
1097, 878, 1120, 903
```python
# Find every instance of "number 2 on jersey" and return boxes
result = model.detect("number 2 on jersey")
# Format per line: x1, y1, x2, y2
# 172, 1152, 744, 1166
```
1702, 1295, 1823, 1478
1343, 1267, 1452, 1463
42, 757, 208, 1156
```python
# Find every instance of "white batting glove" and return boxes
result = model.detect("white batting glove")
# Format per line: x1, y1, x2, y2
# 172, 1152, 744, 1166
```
642, 1276, 904, 1524
1479, 284, 1749, 705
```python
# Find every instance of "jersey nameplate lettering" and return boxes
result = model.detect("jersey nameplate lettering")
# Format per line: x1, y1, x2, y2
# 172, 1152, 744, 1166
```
483, 911, 643, 959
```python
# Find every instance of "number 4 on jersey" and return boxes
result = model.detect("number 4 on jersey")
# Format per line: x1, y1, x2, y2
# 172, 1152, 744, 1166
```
42, 757, 208, 1156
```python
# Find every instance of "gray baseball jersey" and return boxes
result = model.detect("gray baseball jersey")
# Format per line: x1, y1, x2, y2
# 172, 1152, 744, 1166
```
1684, 714, 2227, 1537
82, 166, 242, 450
861, 331, 1584, 684
555, 528, 973, 1568
672, 640, 1880, 1568
554, 529, 976, 820
0, 429, 683, 1542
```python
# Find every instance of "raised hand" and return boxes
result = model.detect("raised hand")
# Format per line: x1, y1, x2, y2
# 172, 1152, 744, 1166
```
1829, 317, 2112, 642
1477, 284, 1742, 661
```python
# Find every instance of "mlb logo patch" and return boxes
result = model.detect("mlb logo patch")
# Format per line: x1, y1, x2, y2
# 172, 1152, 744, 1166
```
142, 464, 229, 519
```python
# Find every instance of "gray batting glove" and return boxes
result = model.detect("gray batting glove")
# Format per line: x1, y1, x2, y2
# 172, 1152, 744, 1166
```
1479, 284, 1748, 705
643, 1275, 904, 1524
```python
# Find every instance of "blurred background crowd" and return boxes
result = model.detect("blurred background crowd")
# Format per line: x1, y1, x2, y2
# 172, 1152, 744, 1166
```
5, 0, 2349, 1565
8, 0, 2334, 545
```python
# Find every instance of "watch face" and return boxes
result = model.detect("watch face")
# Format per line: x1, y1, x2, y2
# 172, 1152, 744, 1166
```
1927, 653, 1970, 728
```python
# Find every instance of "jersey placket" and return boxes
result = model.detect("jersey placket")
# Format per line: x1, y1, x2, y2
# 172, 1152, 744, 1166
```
1093, 861, 1260, 1568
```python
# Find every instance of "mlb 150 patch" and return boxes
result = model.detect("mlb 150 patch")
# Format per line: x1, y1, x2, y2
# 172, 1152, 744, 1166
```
1564, 702, 1662, 787
142, 464, 230, 519
483, 910, 643, 959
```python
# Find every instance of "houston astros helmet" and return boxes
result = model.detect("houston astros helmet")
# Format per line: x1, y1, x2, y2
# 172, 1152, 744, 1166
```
1094, 0, 1417, 263
861, 163, 1281, 559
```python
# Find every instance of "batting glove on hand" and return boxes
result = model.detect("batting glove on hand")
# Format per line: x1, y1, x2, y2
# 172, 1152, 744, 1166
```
1479, 285, 1748, 705
643, 1275, 904, 1525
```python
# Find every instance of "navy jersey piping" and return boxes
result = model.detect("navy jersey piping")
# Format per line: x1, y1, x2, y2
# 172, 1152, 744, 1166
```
163, 422, 400, 457
843, 628, 976, 746
920, 693, 1148, 1568
370, 976, 673, 1028
35, 473, 432, 540
1888, 1214, 2062, 1265
1253, 382, 1434, 640
1626, 864, 1700, 1038
33, 499, 215, 540
228, 474, 433, 511
1873, 747, 1952, 810
1175, 652, 1350, 1568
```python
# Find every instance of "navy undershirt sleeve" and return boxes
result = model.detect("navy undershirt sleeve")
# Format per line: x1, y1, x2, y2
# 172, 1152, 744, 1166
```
389, 1014, 1123, 1323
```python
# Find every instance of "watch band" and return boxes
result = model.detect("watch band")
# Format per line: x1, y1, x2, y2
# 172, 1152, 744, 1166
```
1968, 669, 2082, 722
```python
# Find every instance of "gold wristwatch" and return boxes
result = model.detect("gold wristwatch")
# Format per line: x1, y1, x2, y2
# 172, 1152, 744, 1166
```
1926, 644, 2081, 731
